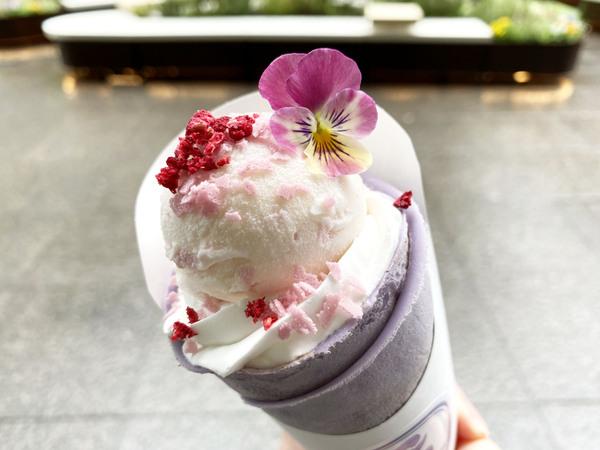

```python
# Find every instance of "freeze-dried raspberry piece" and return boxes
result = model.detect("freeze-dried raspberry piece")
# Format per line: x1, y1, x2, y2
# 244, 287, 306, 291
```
393, 190, 412, 209
156, 166, 180, 193
245, 297, 266, 323
186, 307, 200, 324
170, 321, 197, 341
263, 315, 278, 331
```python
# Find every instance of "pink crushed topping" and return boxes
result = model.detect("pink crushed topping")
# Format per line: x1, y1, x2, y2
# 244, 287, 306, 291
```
224, 211, 242, 221
294, 265, 321, 288
169, 193, 197, 217
268, 299, 288, 318
270, 152, 291, 162
243, 179, 258, 195
326, 261, 342, 282
278, 322, 292, 340
182, 181, 223, 216
275, 183, 310, 200
338, 292, 363, 320
172, 252, 198, 269
156, 110, 256, 193
345, 275, 367, 295
182, 338, 201, 354
318, 222, 333, 245
276, 294, 299, 312
316, 292, 341, 328
237, 160, 274, 176
203, 295, 223, 314
292, 281, 316, 301
245, 297, 266, 323
322, 196, 336, 210
393, 190, 413, 209
168, 275, 178, 286
289, 305, 318, 335
212, 174, 231, 190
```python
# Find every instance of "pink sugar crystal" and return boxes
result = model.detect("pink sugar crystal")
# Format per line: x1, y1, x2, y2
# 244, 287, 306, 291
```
173, 252, 198, 268
270, 152, 291, 162
275, 183, 310, 201
289, 305, 318, 335
182, 338, 201, 354
238, 160, 274, 176
203, 295, 223, 314
243, 179, 258, 195
277, 294, 299, 311
269, 299, 288, 318
326, 261, 342, 282
183, 181, 223, 216
212, 174, 231, 190
345, 275, 367, 295
278, 322, 292, 340
318, 222, 333, 245
316, 292, 341, 328
294, 265, 320, 288
169, 193, 196, 217
322, 196, 336, 210
338, 292, 363, 320
292, 281, 316, 303
224, 211, 242, 221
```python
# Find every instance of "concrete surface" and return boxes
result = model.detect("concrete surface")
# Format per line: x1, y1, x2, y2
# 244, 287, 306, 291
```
1, 34, 599, 449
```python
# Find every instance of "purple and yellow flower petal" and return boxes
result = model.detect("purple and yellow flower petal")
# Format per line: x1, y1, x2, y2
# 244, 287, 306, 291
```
269, 106, 316, 154
319, 88, 377, 139
303, 130, 372, 177
285, 48, 362, 113
259, 48, 376, 178
258, 53, 306, 110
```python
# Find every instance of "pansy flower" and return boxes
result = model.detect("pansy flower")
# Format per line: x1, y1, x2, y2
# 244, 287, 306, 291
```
259, 48, 377, 177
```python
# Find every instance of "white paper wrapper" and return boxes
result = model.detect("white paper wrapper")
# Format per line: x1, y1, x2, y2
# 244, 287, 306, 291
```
135, 92, 457, 449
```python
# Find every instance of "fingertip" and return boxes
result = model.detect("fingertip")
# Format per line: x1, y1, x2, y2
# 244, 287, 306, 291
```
456, 384, 490, 441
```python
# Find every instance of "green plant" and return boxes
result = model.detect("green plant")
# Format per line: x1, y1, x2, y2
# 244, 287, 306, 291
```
482, 0, 587, 44
134, 0, 362, 17
388, 0, 465, 17
0, 0, 60, 18
396, 0, 587, 44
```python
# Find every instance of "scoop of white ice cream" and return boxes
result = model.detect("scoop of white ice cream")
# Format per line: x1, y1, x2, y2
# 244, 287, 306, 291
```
161, 114, 367, 304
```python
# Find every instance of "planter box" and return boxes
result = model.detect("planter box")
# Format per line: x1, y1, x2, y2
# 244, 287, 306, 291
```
42, 10, 583, 82
1, 13, 60, 46
581, 0, 600, 30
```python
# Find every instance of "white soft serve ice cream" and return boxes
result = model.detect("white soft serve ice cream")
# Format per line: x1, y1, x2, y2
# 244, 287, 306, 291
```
162, 113, 367, 304
160, 112, 402, 376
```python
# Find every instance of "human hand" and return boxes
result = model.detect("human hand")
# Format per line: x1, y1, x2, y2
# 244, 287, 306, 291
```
279, 384, 500, 450
455, 384, 500, 449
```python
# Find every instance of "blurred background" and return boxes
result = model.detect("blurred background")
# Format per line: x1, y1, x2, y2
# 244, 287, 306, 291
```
1, 0, 599, 448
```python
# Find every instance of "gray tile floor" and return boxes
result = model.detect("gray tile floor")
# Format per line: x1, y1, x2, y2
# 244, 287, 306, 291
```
1, 35, 599, 450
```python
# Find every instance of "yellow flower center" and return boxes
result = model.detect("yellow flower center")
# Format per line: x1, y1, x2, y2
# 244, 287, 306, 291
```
312, 123, 334, 148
